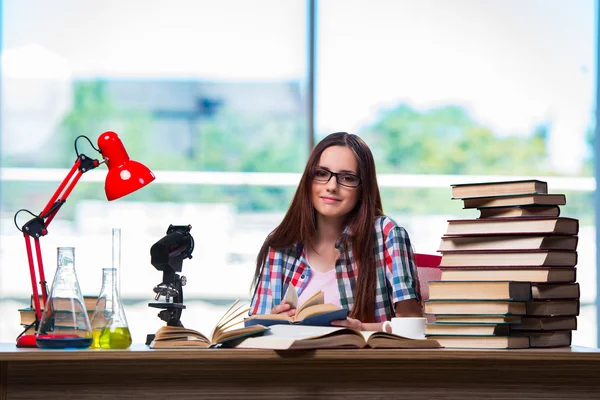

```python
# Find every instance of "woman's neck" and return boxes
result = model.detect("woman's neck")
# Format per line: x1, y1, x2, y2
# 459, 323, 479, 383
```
314, 214, 345, 245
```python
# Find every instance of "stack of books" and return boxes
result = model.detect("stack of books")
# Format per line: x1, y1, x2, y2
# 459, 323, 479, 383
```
18, 294, 98, 335
424, 179, 579, 349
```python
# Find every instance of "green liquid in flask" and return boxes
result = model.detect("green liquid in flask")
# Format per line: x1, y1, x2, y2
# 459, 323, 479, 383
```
99, 326, 132, 349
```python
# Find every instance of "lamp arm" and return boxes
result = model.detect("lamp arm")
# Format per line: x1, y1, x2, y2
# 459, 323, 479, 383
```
18, 154, 103, 324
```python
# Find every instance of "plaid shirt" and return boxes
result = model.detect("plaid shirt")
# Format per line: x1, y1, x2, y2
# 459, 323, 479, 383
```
250, 216, 418, 322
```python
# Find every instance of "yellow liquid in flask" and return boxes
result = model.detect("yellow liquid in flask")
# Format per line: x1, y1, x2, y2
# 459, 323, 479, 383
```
98, 326, 132, 349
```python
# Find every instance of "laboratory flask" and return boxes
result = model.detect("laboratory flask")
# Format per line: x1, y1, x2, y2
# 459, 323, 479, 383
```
36, 247, 93, 349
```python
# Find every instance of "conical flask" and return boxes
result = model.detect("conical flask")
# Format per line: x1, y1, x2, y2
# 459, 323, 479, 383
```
36, 247, 93, 349
90, 228, 132, 349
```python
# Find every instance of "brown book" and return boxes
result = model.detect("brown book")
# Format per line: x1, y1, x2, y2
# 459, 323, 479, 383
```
438, 235, 578, 252
424, 300, 526, 315
434, 315, 522, 324
440, 267, 576, 283
19, 307, 95, 326
235, 325, 442, 350
444, 217, 578, 236
150, 300, 268, 349
425, 335, 529, 349
425, 323, 510, 336
31, 294, 98, 311
531, 283, 580, 299
511, 330, 572, 348
463, 194, 566, 209
479, 205, 560, 219
526, 300, 580, 316
511, 316, 577, 331
451, 180, 547, 199
428, 281, 532, 301
439, 251, 577, 268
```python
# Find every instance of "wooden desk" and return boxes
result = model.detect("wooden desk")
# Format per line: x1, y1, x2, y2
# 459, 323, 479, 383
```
1, 343, 600, 399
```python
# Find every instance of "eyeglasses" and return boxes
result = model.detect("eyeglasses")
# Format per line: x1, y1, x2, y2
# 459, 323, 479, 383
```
311, 167, 361, 188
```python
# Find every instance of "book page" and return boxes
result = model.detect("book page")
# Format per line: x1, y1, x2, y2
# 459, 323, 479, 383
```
296, 303, 342, 322
283, 285, 299, 309
296, 291, 324, 315
245, 313, 294, 322
153, 326, 211, 344
235, 325, 363, 349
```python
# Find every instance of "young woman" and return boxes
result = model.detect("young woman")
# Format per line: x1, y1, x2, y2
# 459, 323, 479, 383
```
249, 132, 422, 331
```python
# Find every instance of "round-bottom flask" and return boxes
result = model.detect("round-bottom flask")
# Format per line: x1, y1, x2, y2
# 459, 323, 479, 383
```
36, 247, 93, 349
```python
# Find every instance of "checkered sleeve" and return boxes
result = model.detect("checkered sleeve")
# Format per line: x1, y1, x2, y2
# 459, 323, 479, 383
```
383, 219, 418, 304
249, 247, 275, 315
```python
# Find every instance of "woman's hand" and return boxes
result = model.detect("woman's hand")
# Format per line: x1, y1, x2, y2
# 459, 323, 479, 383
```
270, 300, 296, 317
331, 317, 363, 330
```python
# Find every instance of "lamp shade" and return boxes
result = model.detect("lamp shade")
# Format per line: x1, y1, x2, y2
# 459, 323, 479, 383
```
98, 131, 156, 201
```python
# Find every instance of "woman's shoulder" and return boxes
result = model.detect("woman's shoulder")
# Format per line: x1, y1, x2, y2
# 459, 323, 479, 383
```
373, 215, 409, 237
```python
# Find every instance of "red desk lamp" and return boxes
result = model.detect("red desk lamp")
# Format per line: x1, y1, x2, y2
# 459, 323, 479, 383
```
14, 131, 155, 347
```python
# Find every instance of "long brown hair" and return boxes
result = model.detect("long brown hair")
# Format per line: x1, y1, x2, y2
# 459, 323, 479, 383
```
252, 132, 383, 322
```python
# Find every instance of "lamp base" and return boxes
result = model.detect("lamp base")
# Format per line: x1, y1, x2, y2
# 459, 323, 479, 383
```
16, 334, 38, 348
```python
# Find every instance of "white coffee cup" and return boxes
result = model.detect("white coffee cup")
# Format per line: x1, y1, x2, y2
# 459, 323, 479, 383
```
382, 317, 427, 339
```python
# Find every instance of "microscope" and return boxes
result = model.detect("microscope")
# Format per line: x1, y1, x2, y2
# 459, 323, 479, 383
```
145, 224, 194, 345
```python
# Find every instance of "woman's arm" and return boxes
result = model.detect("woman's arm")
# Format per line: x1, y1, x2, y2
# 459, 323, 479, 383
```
334, 298, 423, 331
394, 298, 423, 317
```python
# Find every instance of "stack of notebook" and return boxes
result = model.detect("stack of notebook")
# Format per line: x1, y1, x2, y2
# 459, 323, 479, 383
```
424, 180, 579, 349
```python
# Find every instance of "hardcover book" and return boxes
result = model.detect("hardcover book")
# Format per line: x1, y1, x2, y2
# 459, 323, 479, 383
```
245, 290, 349, 328
444, 217, 579, 236
424, 335, 529, 349
451, 179, 547, 199
235, 325, 442, 350
433, 315, 522, 324
427, 281, 532, 301
438, 235, 578, 252
462, 194, 566, 209
439, 267, 576, 283
424, 300, 527, 315
425, 323, 511, 336
511, 316, 577, 331
478, 205, 560, 219
149, 299, 268, 349
511, 330, 572, 348
439, 250, 577, 268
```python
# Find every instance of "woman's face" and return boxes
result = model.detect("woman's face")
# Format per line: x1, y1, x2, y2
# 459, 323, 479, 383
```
310, 145, 361, 222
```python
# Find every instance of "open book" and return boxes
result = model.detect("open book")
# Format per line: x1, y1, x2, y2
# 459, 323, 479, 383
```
150, 299, 268, 349
245, 288, 348, 327
235, 325, 442, 350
